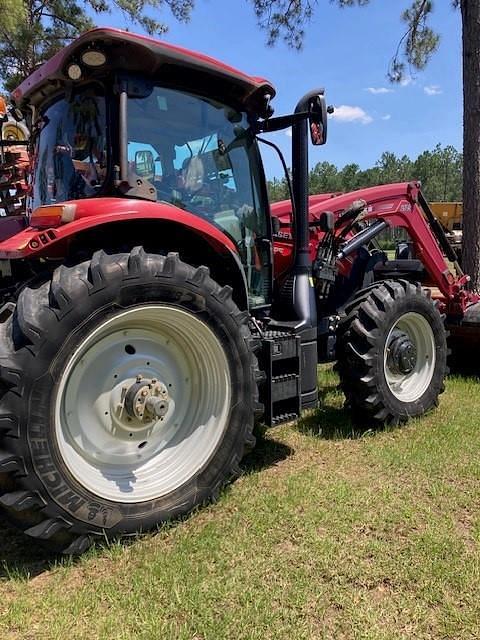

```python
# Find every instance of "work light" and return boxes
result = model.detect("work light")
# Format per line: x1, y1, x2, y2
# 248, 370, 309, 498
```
81, 50, 107, 67
66, 63, 82, 81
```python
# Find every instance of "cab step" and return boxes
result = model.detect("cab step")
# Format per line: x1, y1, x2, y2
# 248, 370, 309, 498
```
260, 331, 302, 426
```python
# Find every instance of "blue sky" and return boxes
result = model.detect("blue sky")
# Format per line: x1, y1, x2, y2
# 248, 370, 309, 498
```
91, 0, 462, 178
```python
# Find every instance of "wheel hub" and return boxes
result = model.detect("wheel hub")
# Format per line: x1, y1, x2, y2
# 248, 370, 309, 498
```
123, 375, 170, 422
388, 329, 417, 375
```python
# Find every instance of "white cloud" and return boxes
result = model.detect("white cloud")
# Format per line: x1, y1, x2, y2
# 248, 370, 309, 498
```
400, 75, 413, 87
365, 87, 393, 95
331, 105, 373, 125
424, 84, 442, 96
381, 114, 391, 121
285, 127, 292, 138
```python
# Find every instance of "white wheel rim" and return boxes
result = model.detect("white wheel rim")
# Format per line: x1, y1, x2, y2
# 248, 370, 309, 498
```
384, 311, 436, 403
55, 305, 231, 503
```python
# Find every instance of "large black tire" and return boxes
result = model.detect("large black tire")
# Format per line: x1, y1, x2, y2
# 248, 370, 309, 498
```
0, 249, 261, 554
335, 279, 447, 425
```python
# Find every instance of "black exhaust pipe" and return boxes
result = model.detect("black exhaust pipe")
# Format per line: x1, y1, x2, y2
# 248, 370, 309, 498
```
289, 88, 326, 330
289, 89, 326, 409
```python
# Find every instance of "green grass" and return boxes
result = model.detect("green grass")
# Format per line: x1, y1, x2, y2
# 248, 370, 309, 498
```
1, 367, 480, 639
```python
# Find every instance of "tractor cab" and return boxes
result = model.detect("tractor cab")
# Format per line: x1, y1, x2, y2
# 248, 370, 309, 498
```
15, 28, 277, 307
8, 27, 330, 428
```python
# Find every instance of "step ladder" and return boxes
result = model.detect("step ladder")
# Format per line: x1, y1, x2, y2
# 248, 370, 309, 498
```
260, 331, 302, 426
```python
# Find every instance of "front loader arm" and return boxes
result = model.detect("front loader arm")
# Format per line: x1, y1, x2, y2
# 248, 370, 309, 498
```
330, 181, 465, 305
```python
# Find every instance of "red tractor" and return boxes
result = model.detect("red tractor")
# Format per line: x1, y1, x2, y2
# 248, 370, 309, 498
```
0, 28, 476, 553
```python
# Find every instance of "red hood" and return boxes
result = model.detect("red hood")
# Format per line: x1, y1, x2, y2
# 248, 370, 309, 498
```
270, 192, 341, 225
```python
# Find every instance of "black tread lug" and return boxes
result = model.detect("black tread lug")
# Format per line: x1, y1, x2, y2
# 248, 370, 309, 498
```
0, 414, 19, 437
230, 455, 243, 480
217, 285, 233, 303
0, 364, 24, 395
248, 337, 262, 354
0, 490, 46, 511
233, 310, 249, 326
163, 252, 179, 275
50, 265, 74, 313
255, 369, 267, 385
127, 246, 147, 275
15, 293, 44, 347
24, 518, 70, 540
0, 450, 25, 475
88, 250, 108, 290
190, 265, 210, 285
62, 535, 92, 556
244, 433, 256, 450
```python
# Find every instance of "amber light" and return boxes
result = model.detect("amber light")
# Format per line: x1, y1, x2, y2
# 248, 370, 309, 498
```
30, 204, 77, 228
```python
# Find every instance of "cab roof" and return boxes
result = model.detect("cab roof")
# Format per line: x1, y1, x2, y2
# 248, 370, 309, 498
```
12, 28, 276, 117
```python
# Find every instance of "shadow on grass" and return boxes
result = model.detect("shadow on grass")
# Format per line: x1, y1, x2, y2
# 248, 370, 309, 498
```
242, 429, 294, 474
296, 383, 379, 440
448, 337, 480, 377
0, 513, 62, 581
448, 357, 480, 378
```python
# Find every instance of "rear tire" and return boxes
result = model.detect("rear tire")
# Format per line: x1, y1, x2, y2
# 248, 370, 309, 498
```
0, 249, 261, 554
335, 280, 447, 425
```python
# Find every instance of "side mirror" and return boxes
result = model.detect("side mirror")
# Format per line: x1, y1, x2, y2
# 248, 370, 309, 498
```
319, 211, 334, 231
135, 150, 154, 178
309, 93, 331, 146
310, 211, 335, 231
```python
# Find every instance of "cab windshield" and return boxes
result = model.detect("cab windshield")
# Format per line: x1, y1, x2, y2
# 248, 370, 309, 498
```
127, 87, 270, 305
31, 87, 107, 208
31, 84, 270, 306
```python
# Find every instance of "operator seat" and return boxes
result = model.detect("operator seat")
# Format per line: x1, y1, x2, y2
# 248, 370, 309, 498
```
182, 156, 205, 194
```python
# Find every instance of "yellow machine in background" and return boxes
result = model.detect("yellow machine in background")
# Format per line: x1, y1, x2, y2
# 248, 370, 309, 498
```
430, 201, 463, 232
430, 202, 463, 257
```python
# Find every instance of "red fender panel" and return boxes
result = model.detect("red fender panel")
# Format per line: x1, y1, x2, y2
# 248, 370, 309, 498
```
0, 198, 238, 259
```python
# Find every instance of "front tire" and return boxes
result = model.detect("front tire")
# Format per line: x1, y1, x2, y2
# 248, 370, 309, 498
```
0, 249, 260, 553
336, 280, 447, 425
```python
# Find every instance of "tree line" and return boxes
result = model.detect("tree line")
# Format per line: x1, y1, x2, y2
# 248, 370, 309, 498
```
268, 144, 463, 204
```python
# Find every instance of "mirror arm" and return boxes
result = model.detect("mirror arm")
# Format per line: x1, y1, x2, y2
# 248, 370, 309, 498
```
254, 111, 309, 134
257, 136, 296, 223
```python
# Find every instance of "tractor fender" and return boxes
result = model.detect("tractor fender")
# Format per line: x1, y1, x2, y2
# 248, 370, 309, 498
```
0, 198, 249, 308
